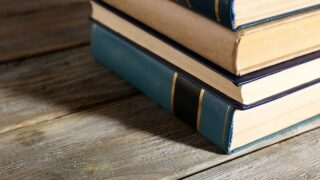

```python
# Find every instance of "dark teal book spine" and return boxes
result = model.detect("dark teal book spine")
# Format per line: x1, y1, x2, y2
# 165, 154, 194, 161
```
175, 0, 234, 29
91, 22, 235, 153
174, 0, 320, 31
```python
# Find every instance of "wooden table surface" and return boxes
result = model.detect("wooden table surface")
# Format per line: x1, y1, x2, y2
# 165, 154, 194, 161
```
1, 1, 319, 179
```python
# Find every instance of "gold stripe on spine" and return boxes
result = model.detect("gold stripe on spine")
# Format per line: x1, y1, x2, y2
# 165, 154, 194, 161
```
196, 89, 205, 130
186, 0, 192, 8
215, 0, 221, 22
170, 72, 178, 113
222, 105, 231, 144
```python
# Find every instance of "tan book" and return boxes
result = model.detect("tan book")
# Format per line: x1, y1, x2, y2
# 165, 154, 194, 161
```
101, 0, 320, 75
91, 0, 320, 105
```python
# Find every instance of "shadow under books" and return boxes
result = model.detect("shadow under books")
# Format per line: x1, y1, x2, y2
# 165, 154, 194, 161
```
2, 46, 223, 154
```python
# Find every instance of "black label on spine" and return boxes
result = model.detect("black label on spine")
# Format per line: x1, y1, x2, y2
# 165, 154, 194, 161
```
174, 75, 201, 129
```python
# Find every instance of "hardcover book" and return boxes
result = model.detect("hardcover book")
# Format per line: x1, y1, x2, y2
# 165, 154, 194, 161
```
174, 0, 320, 30
91, 22, 320, 153
91, 0, 320, 109
94, 0, 320, 75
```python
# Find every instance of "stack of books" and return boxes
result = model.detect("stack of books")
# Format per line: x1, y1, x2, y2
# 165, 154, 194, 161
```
90, 0, 320, 153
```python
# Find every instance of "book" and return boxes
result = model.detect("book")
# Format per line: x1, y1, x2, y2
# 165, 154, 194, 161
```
174, 0, 320, 30
91, 22, 320, 153
91, 1, 320, 108
94, 0, 320, 76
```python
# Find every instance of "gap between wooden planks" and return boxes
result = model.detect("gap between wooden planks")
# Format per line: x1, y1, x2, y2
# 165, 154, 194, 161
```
0, 46, 138, 135
0, 0, 117, 134
187, 126, 320, 179
0, 90, 319, 179
1, 0, 320, 178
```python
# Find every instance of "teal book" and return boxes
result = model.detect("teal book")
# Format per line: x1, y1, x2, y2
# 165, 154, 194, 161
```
174, 0, 320, 30
91, 22, 320, 153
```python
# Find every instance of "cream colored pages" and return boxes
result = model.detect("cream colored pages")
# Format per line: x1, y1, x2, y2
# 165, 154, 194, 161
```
232, 83, 320, 149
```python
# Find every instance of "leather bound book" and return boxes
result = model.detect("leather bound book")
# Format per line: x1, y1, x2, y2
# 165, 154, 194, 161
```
90, 0, 320, 108
90, 22, 320, 153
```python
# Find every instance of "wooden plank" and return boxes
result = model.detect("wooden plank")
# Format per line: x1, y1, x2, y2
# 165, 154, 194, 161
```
0, 93, 318, 179
0, 1, 90, 63
188, 127, 320, 180
0, 0, 87, 17
0, 46, 137, 134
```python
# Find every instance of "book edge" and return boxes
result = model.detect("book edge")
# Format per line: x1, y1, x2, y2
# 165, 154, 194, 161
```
92, 0, 320, 86
91, 23, 233, 153
90, 18, 320, 110
230, 114, 320, 153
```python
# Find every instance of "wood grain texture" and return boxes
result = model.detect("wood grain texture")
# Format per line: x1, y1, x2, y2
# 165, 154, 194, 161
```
1, 1, 319, 179
188, 127, 320, 180
0, 92, 319, 179
0, 0, 90, 63
0, 46, 138, 135
0, 0, 87, 17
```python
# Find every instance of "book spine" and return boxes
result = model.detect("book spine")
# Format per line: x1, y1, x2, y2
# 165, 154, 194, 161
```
174, 0, 234, 30
91, 22, 235, 153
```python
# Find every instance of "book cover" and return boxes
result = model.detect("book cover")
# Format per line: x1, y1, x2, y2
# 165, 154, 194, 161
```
90, 18, 320, 110
90, 0, 320, 110
91, 22, 320, 153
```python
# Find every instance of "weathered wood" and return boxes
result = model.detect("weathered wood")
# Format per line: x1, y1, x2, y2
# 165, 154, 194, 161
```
0, 46, 137, 134
0, 93, 318, 179
1, 1, 319, 178
188, 127, 320, 180
0, 1, 90, 63
0, 0, 87, 17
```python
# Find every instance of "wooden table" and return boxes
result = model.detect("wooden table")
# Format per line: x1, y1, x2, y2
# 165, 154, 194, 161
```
1, 1, 319, 179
